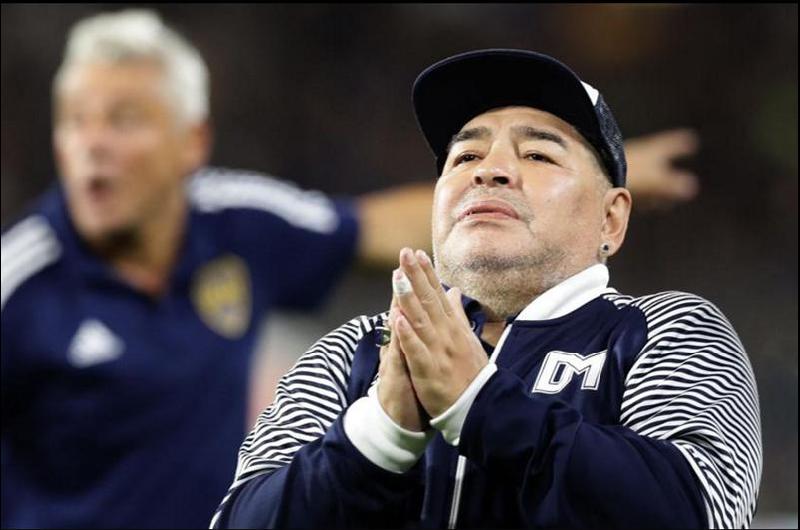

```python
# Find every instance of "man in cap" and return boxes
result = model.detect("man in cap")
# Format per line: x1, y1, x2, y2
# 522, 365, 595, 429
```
211, 49, 761, 529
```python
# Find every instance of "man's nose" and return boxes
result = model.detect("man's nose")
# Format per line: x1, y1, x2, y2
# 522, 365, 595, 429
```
76, 120, 115, 164
471, 151, 519, 188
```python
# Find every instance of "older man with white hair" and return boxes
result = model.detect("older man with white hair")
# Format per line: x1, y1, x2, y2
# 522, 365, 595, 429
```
1, 9, 430, 529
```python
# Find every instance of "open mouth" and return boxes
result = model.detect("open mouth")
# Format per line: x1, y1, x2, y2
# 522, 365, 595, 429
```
83, 176, 115, 204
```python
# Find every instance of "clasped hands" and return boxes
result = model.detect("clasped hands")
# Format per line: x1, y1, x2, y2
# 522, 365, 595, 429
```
377, 247, 488, 432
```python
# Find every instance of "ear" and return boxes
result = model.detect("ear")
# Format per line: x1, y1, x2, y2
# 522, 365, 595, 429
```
600, 187, 632, 257
181, 120, 213, 176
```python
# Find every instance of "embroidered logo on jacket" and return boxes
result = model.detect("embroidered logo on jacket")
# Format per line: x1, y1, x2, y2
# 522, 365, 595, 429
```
532, 350, 607, 394
191, 254, 251, 338
68, 319, 124, 368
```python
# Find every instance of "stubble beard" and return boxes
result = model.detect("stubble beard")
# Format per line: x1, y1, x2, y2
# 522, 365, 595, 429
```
435, 235, 571, 322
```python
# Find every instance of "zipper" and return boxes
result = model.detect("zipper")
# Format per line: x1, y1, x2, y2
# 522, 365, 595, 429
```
447, 456, 467, 528
446, 323, 513, 529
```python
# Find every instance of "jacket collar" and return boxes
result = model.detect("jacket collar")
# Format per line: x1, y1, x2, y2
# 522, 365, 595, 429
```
458, 263, 613, 336
43, 184, 211, 296
515, 263, 612, 322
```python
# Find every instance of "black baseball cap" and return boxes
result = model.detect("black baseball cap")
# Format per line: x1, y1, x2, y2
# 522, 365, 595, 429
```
412, 49, 627, 187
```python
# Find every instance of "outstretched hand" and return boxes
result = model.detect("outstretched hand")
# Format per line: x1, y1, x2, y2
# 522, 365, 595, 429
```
625, 128, 700, 211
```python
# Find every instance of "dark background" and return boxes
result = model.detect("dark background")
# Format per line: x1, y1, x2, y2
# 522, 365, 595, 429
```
2, 4, 796, 526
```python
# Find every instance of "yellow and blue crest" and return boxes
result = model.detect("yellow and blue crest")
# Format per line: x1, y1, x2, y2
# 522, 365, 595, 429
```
191, 254, 252, 339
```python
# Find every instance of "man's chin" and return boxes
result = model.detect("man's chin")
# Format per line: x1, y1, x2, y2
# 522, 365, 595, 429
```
76, 217, 138, 250
443, 247, 531, 273
448, 230, 532, 258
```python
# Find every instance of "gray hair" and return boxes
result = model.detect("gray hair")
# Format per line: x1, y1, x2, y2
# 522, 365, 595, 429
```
53, 9, 209, 124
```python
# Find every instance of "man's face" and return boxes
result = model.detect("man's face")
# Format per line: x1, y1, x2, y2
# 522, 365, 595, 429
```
53, 61, 205, 242
432, 106, 610, 289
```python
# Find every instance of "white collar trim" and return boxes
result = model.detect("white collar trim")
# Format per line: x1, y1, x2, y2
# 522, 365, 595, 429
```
515, 263, 612, 322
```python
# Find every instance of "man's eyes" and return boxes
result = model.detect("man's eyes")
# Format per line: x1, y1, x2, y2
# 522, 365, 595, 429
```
111, 108, 146, 127
523, 152, 555, 164
55, 108, 147, 129
452, 152, 555, 166
454, 152, 480, 165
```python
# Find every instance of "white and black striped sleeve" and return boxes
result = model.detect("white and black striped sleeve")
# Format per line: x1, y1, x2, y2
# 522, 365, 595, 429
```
620, 292, 762, 529
210, 314, 379, 528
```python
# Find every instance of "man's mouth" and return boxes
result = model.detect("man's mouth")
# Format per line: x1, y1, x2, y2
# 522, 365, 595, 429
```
83, 176, 115, 204
456, 199, 520, 222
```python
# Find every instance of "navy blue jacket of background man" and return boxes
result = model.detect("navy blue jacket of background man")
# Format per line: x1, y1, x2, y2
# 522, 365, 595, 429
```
1, 167, 359, 529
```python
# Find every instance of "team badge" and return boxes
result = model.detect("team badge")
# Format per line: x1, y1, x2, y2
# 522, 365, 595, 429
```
191, 254, 252, 339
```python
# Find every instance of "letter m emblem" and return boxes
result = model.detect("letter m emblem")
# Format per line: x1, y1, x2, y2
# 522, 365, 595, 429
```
532, 350, 607, 394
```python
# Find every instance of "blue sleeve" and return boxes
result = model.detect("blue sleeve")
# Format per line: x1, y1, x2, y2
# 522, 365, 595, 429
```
460, 368, 707, 528
190, 170, 360, 311
214, 418, 421, 528
243, 197, 359, 311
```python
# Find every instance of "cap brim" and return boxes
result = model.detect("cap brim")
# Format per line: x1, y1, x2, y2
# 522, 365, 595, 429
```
412, 49, 604, 175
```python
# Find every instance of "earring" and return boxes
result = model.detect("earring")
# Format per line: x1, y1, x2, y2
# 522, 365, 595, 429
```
600, 243, 611, 255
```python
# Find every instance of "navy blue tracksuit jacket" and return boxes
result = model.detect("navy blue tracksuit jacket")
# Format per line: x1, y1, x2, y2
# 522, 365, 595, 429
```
211, 265, 761, 528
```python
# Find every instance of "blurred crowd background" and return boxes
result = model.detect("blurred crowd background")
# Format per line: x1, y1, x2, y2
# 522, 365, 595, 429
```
2, 4, 796, 527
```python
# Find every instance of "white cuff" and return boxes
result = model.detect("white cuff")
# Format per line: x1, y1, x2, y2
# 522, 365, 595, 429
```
430, 363, 498, 446
343, 386, 434, 474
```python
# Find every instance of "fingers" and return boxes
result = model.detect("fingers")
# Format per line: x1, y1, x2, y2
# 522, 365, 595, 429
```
393, 261, 442, 346
380, 298, 410, 379
377, 316, 426, 432
385, 332, 407, 374
398, 248, 448, 324
393, 268, 436, 340
394, 313, 431, 381
649, 128, 700, 158
625, 127, 702, 210
648, 128, 700, 201
377, 293, 397, 352
389, 292, 399, 323
379, 344, 387, 364
660, 170, 700, 201
414, 249, 453, 316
